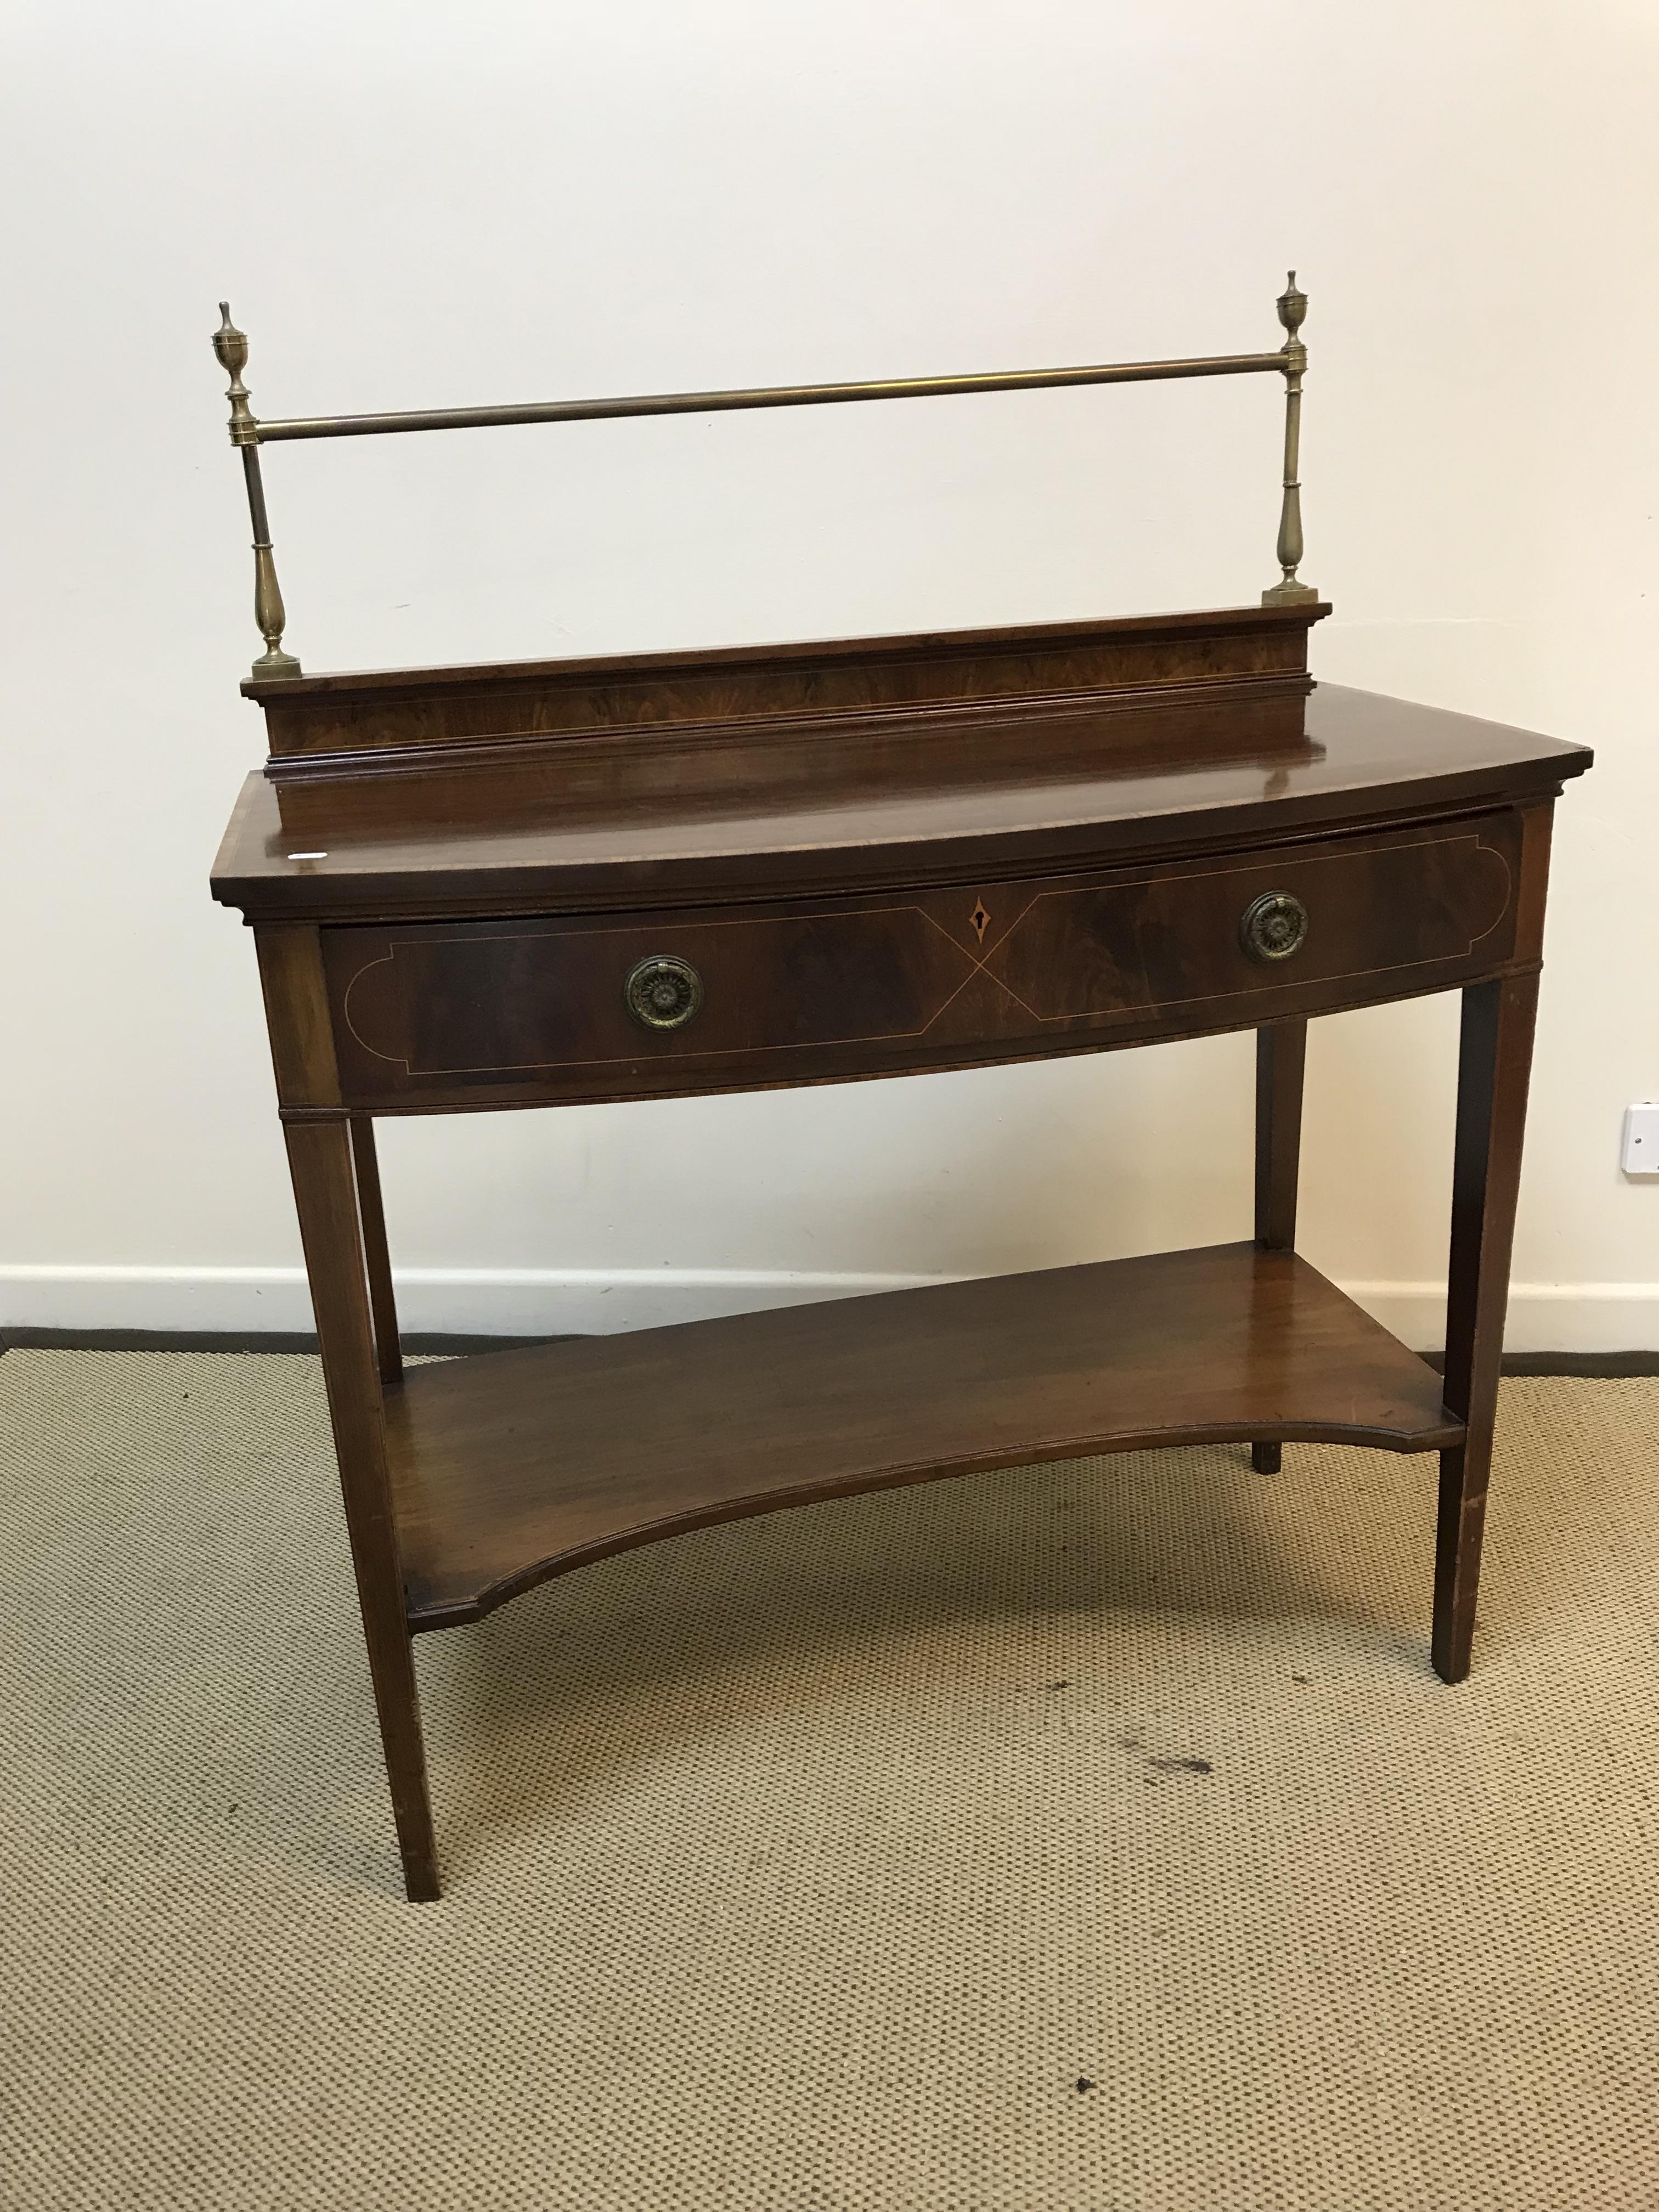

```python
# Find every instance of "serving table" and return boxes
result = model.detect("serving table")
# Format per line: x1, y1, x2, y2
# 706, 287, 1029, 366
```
205, 284, 1589, 1897
210, 603, 1588, 1897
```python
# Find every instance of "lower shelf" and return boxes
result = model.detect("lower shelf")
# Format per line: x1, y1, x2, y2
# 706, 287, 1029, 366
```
383, 1241, 1461, 1630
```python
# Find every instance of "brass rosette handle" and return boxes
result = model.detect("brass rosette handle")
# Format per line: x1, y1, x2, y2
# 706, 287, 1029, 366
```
1239, 890, 1308, 964
625, 955, 704, 1031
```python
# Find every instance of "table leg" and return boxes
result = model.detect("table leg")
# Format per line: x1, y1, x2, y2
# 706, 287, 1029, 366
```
350, 1116, 403, 1389
284, 1115, 439, 1899
1432, 975, 1539, 1684
1251, 1018, 1307, 1474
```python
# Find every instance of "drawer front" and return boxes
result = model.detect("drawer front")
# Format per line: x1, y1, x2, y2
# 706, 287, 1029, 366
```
323, 815, 1522, 1109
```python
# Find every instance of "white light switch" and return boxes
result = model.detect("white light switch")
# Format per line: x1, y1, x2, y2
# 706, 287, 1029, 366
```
1623, 1103, 1659, 1175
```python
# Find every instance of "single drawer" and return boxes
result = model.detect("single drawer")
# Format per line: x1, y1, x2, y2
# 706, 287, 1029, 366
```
323, 814, 1522, 1110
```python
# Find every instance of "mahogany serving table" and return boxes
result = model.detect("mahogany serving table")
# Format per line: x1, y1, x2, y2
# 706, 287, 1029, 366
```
211, 602, 1590, 1899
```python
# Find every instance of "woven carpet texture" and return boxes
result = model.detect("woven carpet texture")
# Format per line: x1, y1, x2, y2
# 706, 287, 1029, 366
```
3, 1351, 1657, 2209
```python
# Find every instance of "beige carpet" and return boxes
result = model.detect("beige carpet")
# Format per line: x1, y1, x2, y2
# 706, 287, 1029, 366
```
2, 1351, 1657, 2210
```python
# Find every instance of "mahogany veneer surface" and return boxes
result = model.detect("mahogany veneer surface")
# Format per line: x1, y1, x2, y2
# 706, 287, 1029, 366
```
248, 602, 1320, 759
386, 1243, 1462, 1629
322, 814, 1521, 1113
213, 681, 1593, 922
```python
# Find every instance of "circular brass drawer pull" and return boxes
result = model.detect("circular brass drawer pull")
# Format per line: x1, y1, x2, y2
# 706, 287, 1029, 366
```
1239, 890, 1308, 963
625, 953, 704, 1031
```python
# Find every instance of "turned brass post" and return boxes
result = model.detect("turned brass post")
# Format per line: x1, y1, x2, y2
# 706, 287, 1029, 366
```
1262, 272, 1318, 607
212, 304, 301, 678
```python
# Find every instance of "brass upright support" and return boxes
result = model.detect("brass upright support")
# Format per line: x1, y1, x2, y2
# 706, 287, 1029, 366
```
212, 304, 301, 678
1262, 272, 1318, 607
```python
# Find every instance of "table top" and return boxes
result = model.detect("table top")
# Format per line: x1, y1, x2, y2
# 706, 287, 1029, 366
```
211, 678, 1592, 924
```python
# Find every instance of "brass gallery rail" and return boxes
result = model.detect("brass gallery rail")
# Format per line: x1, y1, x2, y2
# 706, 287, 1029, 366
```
208, 273, 1319, 681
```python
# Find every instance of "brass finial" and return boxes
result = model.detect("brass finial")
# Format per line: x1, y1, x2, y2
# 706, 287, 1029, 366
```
212, 301, 301, 677
214, 303, 257, 448
213, 301, 247, 376
1262, 270, 1318, 607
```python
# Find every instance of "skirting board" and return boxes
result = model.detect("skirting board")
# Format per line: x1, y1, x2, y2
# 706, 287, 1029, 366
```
2, 1265, 1657, 1355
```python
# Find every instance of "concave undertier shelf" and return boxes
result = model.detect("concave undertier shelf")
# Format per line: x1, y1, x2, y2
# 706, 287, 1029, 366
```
385, 1242, 1460, 1630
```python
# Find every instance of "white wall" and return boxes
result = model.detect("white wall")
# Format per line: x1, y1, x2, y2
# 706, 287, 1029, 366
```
2, 0, 1655, 1349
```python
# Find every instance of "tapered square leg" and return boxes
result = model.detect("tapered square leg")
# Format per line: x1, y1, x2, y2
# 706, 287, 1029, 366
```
351, 1116, 403, 1390
284, 1116, 439, 1899
1251, 1019, 1307, 1475
1432, 975, 1539, 1684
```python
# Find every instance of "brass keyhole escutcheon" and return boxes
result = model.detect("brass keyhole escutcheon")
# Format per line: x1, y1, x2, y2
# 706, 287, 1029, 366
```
624, 954, 704, 1031
1239, 890, 1308, 964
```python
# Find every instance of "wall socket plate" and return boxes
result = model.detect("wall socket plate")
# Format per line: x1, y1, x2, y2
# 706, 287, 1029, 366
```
1622, 1102, 1659, 1175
